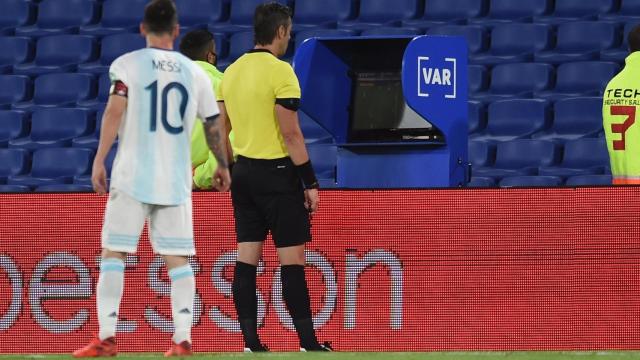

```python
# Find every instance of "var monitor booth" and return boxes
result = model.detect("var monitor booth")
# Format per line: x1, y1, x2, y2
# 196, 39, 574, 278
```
293, 36, 468, 188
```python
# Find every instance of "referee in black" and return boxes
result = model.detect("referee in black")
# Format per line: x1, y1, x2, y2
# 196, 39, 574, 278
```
215, 2, 331, 353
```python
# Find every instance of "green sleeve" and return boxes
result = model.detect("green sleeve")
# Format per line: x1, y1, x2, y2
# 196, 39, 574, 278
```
193, 151, 219, 189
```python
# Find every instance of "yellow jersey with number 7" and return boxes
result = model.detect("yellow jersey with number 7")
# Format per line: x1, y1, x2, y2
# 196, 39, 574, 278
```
602, 52, 640, 184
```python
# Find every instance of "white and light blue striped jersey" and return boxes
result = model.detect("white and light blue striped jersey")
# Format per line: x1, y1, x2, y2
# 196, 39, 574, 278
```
108, 47, 219, 205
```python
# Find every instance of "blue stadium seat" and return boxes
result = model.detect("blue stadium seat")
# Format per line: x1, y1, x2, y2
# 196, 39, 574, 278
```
73, 108, 103, 149
300, 111, 334, 144
15, 0, 97, 38
471, 99, 550, 142
9, 108, 93, 150
13, 73, 95, 111
0, 148, 29, 183
0, 75, 32, 109
8, 147, 93, 188
80, 0, 147, 36
470, 23, 551, 65
209, 0, 287, 34
14, 35, 97, 76
468, 101, 486, 134
217, 31, 254, 69
0, 0, 35, 36
468, 140, 494, 167
78, 73, 110, 110
337, 0, 422, 31
402, 0, 488, 29
0, 37, 33, 74
601, 22, 639, 63
565, 174, 612, 186
0, 184, 30, 192
536, 61, 620, 100
36, 184, 93, 192
0, 110, 28, 147
294, 29, 358, 50
538, 138, 610, 178
499, 175, 563, 187
427, 25, 487, 54
468, 0, 551, 26
467, 176, 496, 187
600, 0, 640, 22
175, 0, 227, 32
292, 0, 356, 31
472, 63, 554, 101
468, 65, 489, 94
532, 97, 603, 141
473, 139, 559, 179
78, 33, 145, 74
361, 27, 423, 36
534, 22, 619, 64
535, 0, 617, 24
74, 145, 117, 185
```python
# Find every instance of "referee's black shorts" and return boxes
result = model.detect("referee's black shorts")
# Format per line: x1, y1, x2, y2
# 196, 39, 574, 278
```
230, 155, 311, 248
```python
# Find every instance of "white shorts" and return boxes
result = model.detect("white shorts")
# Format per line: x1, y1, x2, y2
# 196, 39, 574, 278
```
101, 189, 195, 256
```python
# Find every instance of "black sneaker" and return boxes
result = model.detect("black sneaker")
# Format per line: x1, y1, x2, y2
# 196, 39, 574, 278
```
243, 343, 269, 353
300, 341, 333, 352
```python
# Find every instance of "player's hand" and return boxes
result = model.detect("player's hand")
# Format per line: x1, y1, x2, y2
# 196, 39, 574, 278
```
304, 188, 319, 215
212, 166, 231, 192
91, 161, 108, 195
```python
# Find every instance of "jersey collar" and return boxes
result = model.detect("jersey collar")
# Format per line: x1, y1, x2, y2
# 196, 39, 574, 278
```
247, 49, 274, 55
626, 51, 640, 66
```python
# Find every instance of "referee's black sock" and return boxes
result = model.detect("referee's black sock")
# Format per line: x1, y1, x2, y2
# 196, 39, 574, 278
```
281, 264, 319, 349
233, 261, 261, 348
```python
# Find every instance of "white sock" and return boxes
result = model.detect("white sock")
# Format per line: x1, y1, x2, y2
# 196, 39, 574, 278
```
169, 264, 195, 344
97, 258, 125, 341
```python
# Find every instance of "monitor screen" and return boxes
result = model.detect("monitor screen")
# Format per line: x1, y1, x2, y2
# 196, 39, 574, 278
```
349, 72, 434, 142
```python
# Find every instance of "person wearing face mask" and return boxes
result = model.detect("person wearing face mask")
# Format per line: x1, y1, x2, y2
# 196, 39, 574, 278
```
180, 29, 233, 190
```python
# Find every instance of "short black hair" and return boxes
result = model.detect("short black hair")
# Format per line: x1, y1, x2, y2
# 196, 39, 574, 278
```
630, 24, 640, 53
254, 2, 292, 46
143, 0, 177, 35
180, 29, 215, 61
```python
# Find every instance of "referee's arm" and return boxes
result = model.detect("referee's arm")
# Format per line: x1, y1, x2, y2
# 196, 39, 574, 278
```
275, 104, 309, 165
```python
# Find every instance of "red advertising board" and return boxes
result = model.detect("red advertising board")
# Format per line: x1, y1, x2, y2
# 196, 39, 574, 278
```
1, 188, 639, 353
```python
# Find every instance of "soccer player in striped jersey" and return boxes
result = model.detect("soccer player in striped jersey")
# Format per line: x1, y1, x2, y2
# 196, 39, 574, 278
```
73, 0, 230, 357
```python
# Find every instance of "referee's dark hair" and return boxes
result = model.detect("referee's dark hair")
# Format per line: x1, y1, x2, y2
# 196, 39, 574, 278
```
630, 24, 640, 53
254, 2, 292, 46
143, 0, 178, 35
180, 29, 215, 61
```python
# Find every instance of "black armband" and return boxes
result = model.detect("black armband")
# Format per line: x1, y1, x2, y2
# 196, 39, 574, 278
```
295, 160, 319, 189
275, 98, 300, 111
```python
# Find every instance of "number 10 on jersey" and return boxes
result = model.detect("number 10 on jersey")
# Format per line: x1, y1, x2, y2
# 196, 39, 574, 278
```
145, 80, 189, 134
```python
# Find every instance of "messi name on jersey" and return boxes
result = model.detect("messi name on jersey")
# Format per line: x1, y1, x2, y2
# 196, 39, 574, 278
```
152, 59, 181, 73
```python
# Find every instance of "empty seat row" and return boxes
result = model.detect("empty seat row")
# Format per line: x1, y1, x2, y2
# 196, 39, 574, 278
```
0, 108, 104, 149
432, 21, 637, 64
469, 61, 620, 101
0, 73, 110, 110
469, 138, 610, 180
469, 97, 603, 142
0, 147, 116, 189
468, 174, 613, 187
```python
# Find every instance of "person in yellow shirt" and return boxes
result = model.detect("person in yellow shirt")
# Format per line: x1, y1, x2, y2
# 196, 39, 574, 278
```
603, 25, 640, 184
217, 2, 330, 353
180, 29, 232, 189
